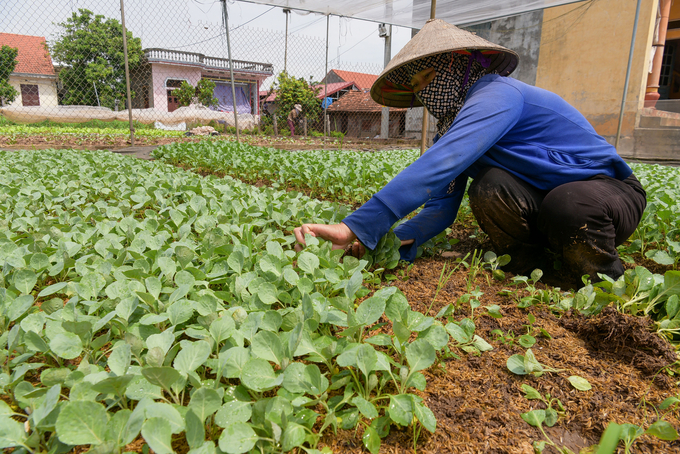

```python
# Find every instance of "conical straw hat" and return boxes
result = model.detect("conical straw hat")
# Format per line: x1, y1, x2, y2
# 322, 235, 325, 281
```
371, 19, 519, 108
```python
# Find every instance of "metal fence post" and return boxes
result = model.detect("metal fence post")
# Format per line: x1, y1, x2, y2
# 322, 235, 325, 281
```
323, 14, 330, 138
119, 0, 135, 146
221, 0, 240, 143
420, 0, 437, 155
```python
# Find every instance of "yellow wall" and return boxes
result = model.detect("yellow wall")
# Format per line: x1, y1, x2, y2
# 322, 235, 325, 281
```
667, 1, 680, 40
536, 0, 658, 139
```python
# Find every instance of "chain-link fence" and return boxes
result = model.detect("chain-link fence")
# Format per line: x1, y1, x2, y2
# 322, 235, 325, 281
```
0, 0, 429, 142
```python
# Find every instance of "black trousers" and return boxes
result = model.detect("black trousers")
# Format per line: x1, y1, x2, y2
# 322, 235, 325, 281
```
468, 167, 647, 281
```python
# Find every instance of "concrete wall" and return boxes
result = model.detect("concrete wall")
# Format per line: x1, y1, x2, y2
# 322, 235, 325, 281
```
464, 10, 544, 85
150, 63, 202, 112
8, 76, 58, 107
535, 0, 658, 150
342, 112, 404, 138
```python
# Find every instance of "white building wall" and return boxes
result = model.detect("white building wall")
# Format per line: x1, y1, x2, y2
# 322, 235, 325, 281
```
8, 75, 58, 107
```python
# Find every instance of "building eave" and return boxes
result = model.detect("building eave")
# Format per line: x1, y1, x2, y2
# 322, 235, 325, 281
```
10, 72, 57, 81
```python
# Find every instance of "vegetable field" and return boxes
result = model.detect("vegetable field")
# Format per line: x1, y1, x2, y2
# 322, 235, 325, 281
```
1, 145, 680, 454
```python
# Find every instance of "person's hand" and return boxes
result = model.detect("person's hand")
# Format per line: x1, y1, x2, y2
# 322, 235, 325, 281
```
293, 222, 365, 257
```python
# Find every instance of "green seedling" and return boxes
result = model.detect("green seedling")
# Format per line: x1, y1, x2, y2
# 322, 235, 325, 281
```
482, 251, 510, 283
520, 409, 575, 454
595, 420, 678, 454
521, 384, 565, 427
491, 329, 517, 347
506, 349, 565, 377
426, 257, 467, 315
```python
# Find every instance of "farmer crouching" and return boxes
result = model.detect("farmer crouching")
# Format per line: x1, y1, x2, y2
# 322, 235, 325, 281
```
294, 19, 646, 284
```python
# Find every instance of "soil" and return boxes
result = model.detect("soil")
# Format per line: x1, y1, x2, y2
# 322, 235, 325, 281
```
0, 133, 420, 152
320, 250, 680, 454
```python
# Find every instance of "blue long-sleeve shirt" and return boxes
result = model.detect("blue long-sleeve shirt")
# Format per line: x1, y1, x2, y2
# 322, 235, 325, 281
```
343, 74, 633, 261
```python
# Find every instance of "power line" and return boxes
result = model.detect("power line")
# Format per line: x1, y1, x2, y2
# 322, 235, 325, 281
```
166, 5, 276, 50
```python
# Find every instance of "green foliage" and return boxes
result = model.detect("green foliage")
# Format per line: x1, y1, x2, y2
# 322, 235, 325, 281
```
0, 149, 466, 454
622, 163, 680, 266
175, 79, 218, 108
51, 9, 143, 109
596, 421, 678, 454
275, 72, 321, 131
0, 118, 155, 129
0, 124, 183, 142
0, 45, 19, 105
153, 141, 419, 205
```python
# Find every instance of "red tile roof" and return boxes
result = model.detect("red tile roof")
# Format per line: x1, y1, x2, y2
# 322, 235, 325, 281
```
326, 90, 406, 113
259, 81, 358, 103
330, 70, 378, 90
313, 81, 358, 99
0, 33, 55, 76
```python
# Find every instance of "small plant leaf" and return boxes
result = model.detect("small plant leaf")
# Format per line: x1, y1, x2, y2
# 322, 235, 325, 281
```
141, 417, 174, 454
646, 420, 679, 441
0, 416, 27, 448
506, 354, 527, 375
521, 384, 542, 400
352, 396, 379, 419
354, 295, 386, 327
240, 358, 282, 392
567, 375, 592, 391
356, 344, 378, 378
413, 400, 437, 433
14, 269, 37, 294
544, 408, 558, 427
523, 349, 544, 375
388, 394, 414, 427
214, 401, 252, 428
250, 330, 284, 366
188, 387, 222, 422
185, 409, 205, 450
362, 424, 381, 454
660, 397, 680, 410
173, 341, 211, 375
142, 366, 182, 390
298, 252, 320, 274
218, 422, 257, 454
8, 295, 35, 321
518, 334, 536, 348
56, 401, 109, 445
281, 422, 306, 451
406, 338, 436, 372
596, 422, 622, 454
520, 409, 545, 428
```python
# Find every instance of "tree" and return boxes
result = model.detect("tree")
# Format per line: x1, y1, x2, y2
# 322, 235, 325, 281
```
0, 45, 18, 106
51, 9, 144, 109
275, 72, 321, 131
175, 79, 218, 108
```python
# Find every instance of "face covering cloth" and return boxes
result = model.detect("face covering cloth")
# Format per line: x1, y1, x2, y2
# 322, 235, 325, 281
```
386, 51, 496, 137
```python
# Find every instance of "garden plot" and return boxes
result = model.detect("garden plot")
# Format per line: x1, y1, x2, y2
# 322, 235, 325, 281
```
0, 148, 679, 454
153, 142, 420, 205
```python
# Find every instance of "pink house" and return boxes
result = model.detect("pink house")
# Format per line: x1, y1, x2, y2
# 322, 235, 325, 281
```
138, 48, 273, 114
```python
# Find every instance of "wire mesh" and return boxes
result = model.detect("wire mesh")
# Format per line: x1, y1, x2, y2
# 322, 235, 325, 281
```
0, 0, 426, 141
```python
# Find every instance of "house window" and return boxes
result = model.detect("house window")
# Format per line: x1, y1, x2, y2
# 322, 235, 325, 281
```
21, 84, 40, 107
166, 79, 186, 88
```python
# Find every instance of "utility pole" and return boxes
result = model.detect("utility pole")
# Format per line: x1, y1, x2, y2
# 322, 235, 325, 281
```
119, 0, 135, 146
221, 0, 240, 143
283, 9, 291, 73
379, 23, 392, 139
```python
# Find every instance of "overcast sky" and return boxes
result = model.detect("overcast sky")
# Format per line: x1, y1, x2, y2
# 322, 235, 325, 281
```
3, 0, 413, 87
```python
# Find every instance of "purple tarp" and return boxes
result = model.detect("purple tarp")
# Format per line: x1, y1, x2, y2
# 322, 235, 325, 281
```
213, 83, 251, 114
